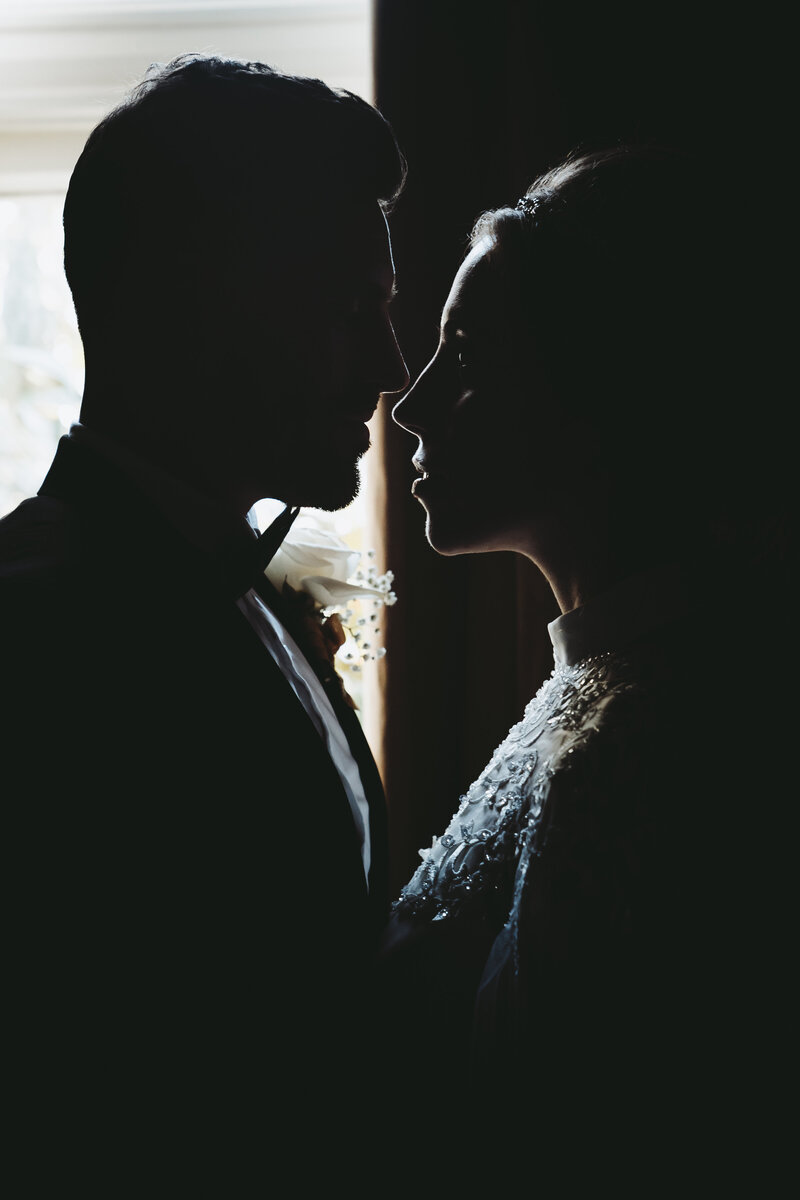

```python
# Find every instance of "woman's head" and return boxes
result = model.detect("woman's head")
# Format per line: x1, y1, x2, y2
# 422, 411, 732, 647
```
394, 145, 745, 593
469, 146, 717, 425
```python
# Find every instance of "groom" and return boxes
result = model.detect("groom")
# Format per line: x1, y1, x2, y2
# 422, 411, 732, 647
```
0, 56, 407, 1121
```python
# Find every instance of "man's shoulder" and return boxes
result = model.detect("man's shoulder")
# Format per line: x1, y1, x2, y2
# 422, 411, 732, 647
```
0, 494, 80, 586
1, 440, 201, 594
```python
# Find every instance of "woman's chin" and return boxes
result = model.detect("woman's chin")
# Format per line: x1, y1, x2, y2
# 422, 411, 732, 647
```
424, 505, 527, 558
424, 512, 485, 557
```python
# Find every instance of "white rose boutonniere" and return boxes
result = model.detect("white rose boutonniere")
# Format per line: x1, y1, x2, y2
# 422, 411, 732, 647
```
257, 504, 396, 705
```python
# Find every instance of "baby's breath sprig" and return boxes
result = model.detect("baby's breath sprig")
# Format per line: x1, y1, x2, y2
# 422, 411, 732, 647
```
259, 503, 397, 682
329, 553, 396, 674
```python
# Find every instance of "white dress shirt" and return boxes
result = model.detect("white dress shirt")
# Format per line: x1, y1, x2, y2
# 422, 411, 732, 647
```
68, 423, 372, 888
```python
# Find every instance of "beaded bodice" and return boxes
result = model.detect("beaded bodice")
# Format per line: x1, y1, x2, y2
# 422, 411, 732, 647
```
392, 651, 639, 956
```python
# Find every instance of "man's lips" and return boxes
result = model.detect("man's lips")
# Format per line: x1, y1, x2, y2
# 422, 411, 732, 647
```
319, 402, 378, 447
341, 411, 375, 426
342, 399, 379, 424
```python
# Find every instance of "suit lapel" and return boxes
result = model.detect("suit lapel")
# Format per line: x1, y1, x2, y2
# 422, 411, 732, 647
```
252, 570, 389, 923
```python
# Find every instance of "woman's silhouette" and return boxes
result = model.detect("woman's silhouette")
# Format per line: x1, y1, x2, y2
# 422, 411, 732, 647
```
377, 146, 789, 1150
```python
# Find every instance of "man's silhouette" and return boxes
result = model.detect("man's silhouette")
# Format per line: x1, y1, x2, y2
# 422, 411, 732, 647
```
0, 55, 407, 1127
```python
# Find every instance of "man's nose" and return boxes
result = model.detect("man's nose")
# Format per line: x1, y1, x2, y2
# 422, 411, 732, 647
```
379, 318, 410, 396
392, 354, 433, 434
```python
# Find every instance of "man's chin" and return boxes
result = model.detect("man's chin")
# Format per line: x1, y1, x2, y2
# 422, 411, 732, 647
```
276, 459, 362, 513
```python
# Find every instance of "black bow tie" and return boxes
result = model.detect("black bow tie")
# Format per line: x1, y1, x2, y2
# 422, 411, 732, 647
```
252, 503, 301, 576
221, 503, 301, 599
233, 503, 358, 711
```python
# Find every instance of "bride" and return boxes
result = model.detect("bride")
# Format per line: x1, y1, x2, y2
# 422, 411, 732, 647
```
375, 146, 787, 1129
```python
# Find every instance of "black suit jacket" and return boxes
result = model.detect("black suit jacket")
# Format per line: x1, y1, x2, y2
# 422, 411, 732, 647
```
1, 436, 388, 1123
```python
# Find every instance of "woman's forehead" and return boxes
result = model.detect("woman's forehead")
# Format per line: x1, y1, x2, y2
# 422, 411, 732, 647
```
442, 238, 515, 332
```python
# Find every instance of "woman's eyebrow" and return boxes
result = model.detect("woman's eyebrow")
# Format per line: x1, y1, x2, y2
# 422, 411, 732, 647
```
441, 310, 468, 338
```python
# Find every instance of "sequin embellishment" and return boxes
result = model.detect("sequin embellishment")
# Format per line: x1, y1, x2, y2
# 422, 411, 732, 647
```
392, 652, 634, 940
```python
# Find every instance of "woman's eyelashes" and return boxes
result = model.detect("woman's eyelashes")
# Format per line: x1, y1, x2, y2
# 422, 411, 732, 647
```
455, 336, 475, 386
437, 324, 476, 390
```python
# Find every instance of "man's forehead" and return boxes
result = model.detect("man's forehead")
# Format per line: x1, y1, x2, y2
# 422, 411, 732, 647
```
260, 199, 394, 305
335, 200, 392, 254
322, 202, 395, 281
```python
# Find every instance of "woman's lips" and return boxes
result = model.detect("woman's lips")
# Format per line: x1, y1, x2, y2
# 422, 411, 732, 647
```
411, 469, 444, 503
412, 450, 452, 502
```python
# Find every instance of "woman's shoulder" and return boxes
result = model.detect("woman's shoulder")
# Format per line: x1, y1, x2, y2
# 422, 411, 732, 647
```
388, 647, 662, 924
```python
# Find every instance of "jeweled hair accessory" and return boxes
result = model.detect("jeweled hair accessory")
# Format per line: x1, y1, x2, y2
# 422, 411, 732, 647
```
515, 194, 540, 217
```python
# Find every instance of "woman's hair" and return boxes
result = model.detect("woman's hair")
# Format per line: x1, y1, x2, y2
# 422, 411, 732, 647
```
471, 145, 717, 418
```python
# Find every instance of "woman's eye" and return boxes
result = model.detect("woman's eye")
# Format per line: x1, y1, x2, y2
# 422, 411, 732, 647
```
457, 347, 473, 377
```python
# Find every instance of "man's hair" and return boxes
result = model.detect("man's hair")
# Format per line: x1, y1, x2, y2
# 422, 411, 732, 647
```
63, 54, 406, 341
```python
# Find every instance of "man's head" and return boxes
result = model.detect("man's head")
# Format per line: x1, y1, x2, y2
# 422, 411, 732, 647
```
64, 54, 408, 512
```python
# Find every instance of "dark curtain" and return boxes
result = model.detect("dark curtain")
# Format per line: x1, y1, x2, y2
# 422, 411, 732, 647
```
369, 0, 764, 896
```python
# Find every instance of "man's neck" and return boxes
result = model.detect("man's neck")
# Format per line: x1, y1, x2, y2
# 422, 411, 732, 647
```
70, 422, 255, 554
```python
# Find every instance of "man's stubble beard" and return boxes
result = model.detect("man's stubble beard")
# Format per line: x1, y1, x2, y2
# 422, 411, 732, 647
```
248, 389, 370, 511
267, 447, 365, 513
